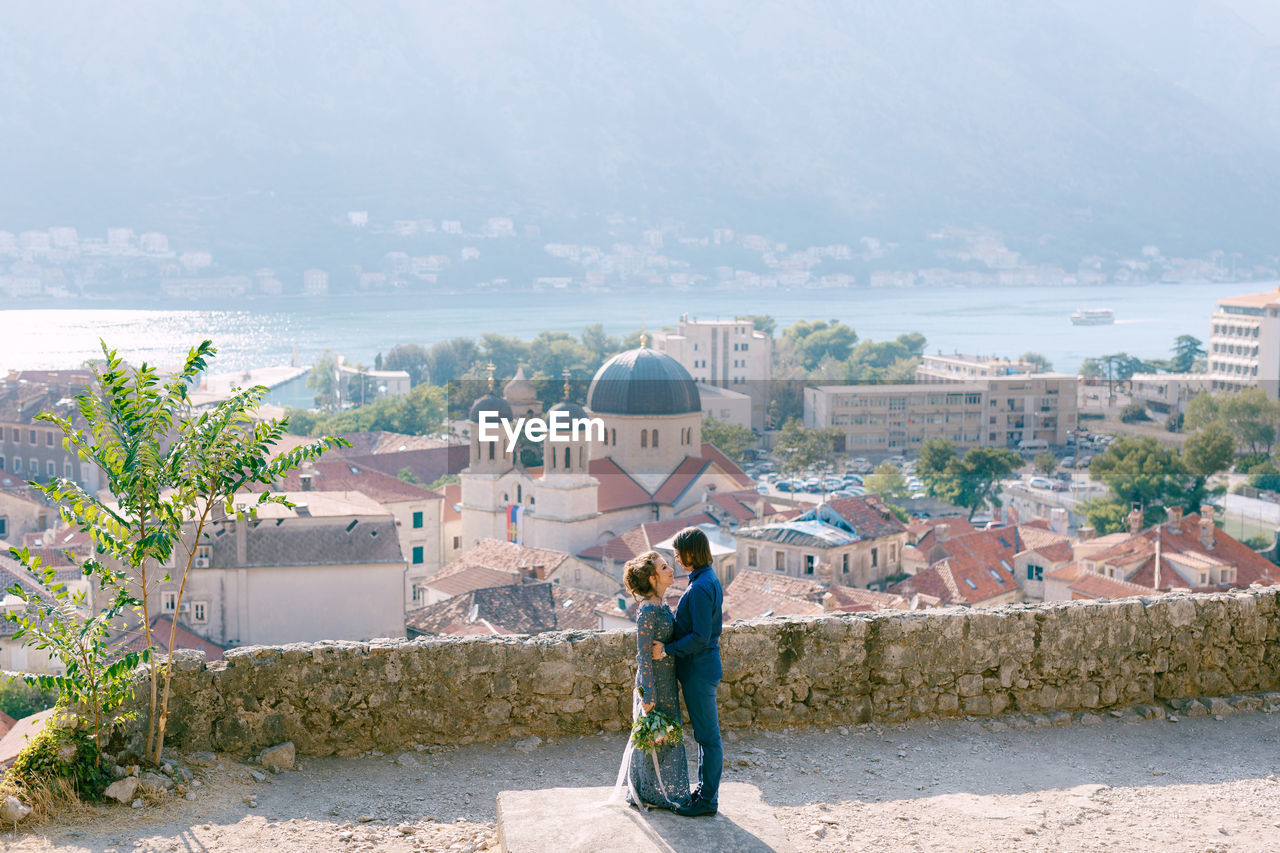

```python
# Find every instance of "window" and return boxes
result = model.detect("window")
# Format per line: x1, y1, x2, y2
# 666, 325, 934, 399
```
192, 601, 207, 624
641, 431, 648, 448
0, 517, 6, 538
871, 548, 878, 568
564, 447, 571, 469
452, 536, 461, 549
47, 460, 56, 478
0, 456, 4, 472
412, 546, 424, 565
29, 459, 38, 477
412, 586, 423, 603
964, 578, 978, 590
1027, 564, 1043, 581
842, 553, 850, 574
64, 462, 73, 480
161, 591, 177, 613
652, 430, 658, 448
747, 547, 757, 567
9, 428, 17, 442
775, 551, 786, 572
412, 511, 423, 529
12, 458, 20, 473
45, 432, 53, 447
804, 554, 815, 575
28, 429, 36, 444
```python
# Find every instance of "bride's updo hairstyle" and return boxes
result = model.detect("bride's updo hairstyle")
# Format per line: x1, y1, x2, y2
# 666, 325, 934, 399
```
623, 550, 662, 600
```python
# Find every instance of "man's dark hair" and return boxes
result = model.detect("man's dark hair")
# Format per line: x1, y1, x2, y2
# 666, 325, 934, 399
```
673, 526, 712, 569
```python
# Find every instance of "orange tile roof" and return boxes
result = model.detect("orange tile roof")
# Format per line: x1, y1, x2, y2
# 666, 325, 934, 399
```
724, 571, 825, 621
249, 460, 443, 503
699, 442, 754, 488
1090, 514, 1279, 591
1069, 572, 1152, 600
589, 457, 654, 512
651, 457, 711, 505
119, 614, 227, 660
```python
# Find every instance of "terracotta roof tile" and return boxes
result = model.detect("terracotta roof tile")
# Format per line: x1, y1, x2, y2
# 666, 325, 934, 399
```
250, 460, 443, 503
1068, 572, 1153, 600
590, 457, 654, 512
699, 442, 754, 488
651, 457, 712, 505
406, 582, 610, 636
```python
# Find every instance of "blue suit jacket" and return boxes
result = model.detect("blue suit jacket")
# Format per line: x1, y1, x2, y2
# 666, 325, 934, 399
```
664, 564, 723, 683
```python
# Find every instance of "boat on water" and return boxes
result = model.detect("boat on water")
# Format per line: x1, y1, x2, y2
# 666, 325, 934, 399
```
1070, 308, 1115, 326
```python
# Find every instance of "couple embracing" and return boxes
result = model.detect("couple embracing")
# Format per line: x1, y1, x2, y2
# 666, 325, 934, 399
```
619, 527, 723, 817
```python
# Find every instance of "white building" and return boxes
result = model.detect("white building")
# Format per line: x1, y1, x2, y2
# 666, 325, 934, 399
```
649, 315, 773, 429
1207, 287, 1280, 397
303, 269, 329, 296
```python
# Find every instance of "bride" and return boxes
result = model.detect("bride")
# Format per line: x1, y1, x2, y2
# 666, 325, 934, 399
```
617, 550, 692, 810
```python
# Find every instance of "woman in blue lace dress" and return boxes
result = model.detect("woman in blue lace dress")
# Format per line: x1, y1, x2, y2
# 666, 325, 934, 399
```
621, 551, 692, 811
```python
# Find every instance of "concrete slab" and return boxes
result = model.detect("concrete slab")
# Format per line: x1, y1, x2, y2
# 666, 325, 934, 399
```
496, 782, 796, 853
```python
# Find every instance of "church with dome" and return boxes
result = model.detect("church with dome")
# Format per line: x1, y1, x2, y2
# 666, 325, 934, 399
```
459, 343, 755, 561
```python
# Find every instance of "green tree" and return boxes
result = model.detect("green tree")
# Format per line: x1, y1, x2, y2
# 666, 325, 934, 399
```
304, 384, 448, 435
383, 344, 431, 386
1078, 498, 1131, 535
701, 417, 757, 466
1088, 436, 1195, 524
1033, 452, 1058, 476
580, 323, 621, 364
1184, 392, 1220, 431
1181, 427, 1235, 480
863, 462, 909, 500
737, 315, 777, 337
426, 338, 482, 385
528, 331, 593, 381
1219, 389, 1280, 455
772, 419, 838, 477
1021, 352, 1052, 372
1171, 335, 1206, 373
396, 467, 420, 484
21, 340, 345, 764
1119, 402, 1150, 423
1248, 462, 1280, 492
306, 350, 340, 410
916, 438, 958, 497
0, 680, 59, 719
943, 447, 1024, 520
782, 319, 859, 370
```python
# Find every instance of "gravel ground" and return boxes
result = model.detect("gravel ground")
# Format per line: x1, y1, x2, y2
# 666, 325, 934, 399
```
3, 707, 1278, 852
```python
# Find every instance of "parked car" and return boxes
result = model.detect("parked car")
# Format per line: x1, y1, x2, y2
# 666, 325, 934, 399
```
1047, 481, 1068, 492
775, 480, 797, 492
1053, 471, 1072, 482
843, 474, 864, 486
1029, 476, 1054, 489
1060, 456, 1076, 468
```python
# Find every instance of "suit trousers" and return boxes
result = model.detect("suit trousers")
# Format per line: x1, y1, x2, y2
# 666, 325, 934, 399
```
679, 676, 722, 804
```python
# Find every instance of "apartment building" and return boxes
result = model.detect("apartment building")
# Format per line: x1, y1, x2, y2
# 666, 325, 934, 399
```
0, 371, 103, 492
805, 374, 1077, 454
650, 315, 773, 429
1207, 287, 1280, 396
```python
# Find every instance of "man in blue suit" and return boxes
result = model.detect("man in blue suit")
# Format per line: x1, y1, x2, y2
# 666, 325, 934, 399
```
654, 526, 723, 817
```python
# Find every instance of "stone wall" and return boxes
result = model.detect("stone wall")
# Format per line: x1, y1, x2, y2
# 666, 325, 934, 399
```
145, 588, 1280, 756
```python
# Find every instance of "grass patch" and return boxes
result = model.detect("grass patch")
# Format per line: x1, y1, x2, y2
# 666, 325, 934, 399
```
0, 712, 112, 822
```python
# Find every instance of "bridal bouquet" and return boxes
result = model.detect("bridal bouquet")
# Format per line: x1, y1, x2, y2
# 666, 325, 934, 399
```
631, 707, 683, 754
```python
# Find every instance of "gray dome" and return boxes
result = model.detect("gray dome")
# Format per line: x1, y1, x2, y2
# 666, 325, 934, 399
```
548, 399, 590, 421
587, 347, 701, 416
502, 366, 537, 404
468, 392, 513, 423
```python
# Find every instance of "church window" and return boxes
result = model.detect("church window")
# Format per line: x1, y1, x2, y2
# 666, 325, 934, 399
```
775, 551, 786, 572
488, 442, 495, 460
517, 484, 522, 502
641, 431, 648, 448
652, 430, 659, 448
747, 547, 757, 567
564, 447, 571, 469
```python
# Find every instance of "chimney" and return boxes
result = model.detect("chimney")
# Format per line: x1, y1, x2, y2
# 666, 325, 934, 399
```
300, 460, 316, 492
935, 523, 951, 542
1049, 508, 1068, 536
1128, 506, 1144, 536
821, 592, 835, 612
1077, 525, 1095, 542
1167, 506, 1183, 534
1199, 505, 1215, 550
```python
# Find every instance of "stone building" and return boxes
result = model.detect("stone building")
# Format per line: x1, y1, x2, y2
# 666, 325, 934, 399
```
733, 497, 908, 588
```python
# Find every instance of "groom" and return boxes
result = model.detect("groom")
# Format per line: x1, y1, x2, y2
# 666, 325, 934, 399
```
655, 526, 723, 817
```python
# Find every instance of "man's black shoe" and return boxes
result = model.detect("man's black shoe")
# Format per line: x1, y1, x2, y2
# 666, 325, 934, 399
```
675, 798, 718, 817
